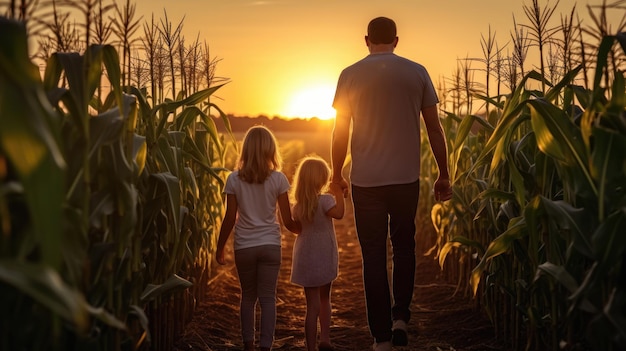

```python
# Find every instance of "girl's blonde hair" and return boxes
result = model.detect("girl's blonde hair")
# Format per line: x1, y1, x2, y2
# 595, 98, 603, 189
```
291, 156, 330, 223
237, 125, 282, 184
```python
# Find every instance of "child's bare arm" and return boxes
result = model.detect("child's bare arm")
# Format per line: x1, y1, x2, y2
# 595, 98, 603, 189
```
216, 194, 237, 265
278, 192, 301, 234
326, 183, 345, 219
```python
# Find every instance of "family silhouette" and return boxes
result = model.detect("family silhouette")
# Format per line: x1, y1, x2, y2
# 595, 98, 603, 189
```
216, 16, 452, 351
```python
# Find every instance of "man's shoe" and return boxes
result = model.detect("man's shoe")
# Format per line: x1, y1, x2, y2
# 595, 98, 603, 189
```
372, 340, 392, 351
392, 319, 408, 346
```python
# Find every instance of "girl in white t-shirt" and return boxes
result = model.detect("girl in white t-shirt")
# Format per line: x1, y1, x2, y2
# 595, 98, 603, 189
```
216, 125, 300, 351
289, 156, 345, 351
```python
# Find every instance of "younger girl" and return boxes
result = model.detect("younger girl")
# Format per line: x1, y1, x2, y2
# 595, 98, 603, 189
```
216, 125, 300, 351
289, 156, 345, 351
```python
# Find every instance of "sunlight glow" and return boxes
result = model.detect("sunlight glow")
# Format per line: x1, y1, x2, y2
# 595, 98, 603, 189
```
283, 85, 336, 120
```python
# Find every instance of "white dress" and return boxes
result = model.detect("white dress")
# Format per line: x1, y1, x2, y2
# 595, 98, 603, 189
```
290, 194, 339, 287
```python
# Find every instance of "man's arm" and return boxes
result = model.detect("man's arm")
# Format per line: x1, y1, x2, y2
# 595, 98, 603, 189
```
331, 110, 350, 194
422, 104, 452, 201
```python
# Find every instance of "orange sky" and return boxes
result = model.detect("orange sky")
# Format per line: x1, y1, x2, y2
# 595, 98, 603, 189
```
135, 0, 620, 119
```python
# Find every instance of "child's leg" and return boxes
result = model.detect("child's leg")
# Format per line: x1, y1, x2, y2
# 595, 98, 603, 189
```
319, 282, 333, 345
256, 245, 282, 350
235, 248, 259, 348
304, 286, 321, 351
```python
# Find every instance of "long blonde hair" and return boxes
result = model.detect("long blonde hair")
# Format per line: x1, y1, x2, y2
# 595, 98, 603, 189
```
291, 156, 330, 223
237, 125, 282, 184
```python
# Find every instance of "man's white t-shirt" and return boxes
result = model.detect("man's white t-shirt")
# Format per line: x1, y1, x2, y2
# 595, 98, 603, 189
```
333, 52, 439, 187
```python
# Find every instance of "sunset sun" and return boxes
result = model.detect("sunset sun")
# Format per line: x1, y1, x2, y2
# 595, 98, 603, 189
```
283, 85, 336, 120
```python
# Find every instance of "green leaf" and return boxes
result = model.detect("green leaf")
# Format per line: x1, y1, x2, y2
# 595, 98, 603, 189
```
140, 274, 193, 302
544, 65, 583, 103
86, 305, 126, 330
592, 211, 626, 271
151, 172, 181, 239
439, 236, 485, 269
133, 135, 147, 176
162, 84, 226, 112
475, 70, 550, 174
0, 261, 89, 330
89, 191, 115, 229
89, 107, 125, 157
539, 197, 593, 258
593, 36, 616, 92
0, 18, 40, 84
453, 114, 478, 153
208, 102, 235, 140
471, 216, 528, 295
590, 127, 626, 219
184, 167, 199, 199
530, 102, 566, 162
129, 305, 151, 343
99, 45, 123, 108
535, 262, 598, 313
602, 288, 626, 342
508, 149, 527, 210
54, 52, 87, 116
535, 262, 579, 293
0, 19, 66, 269
174, 105, 202, 131
528, 99, 597, 197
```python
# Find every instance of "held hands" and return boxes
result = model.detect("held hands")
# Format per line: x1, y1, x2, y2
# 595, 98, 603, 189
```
329, 182, 346, 197
433, 177, 453, 202
330, 178, 349, 198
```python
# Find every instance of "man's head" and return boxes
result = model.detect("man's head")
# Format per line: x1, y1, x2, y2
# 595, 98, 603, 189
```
367, 17, 397, 45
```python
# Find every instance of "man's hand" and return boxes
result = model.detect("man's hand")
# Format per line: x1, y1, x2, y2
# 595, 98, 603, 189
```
433, 177, 452, 201
331, 177, 349, 198
216, 248, 226, 265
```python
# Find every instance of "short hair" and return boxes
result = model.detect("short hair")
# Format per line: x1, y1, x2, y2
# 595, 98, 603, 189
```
367, 17, 397, 44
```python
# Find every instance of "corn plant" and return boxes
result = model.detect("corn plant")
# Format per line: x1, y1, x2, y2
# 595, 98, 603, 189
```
0, 0, 231, 348
431, 0, 626, 347
1, 16, 130, 350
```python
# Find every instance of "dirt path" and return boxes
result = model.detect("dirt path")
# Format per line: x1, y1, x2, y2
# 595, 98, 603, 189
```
174, 202, 504, 351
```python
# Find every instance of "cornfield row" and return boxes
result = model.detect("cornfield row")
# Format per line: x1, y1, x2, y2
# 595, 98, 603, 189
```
421, 1, 626, 350
1, 0, 625, 351
0, 0, 231, 350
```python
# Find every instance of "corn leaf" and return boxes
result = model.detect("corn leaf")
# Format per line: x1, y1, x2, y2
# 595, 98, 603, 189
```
0, 18, 65, 269
471, 216, 527, 295
535, 262, 579, 293
591, 127, 626, 220
86, 305, 126, 330
140, 274, 193, 302
528, 99, 597, 196
592, 211, 626, 271
0, 261, 89, 330
133, 135, 147, 176
535, 262, 598, 313
163, 84, 226, 113
439, 236, 485, 269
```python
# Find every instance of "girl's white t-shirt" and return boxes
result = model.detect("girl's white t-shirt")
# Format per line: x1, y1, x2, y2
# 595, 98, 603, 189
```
224, 170, 290, 250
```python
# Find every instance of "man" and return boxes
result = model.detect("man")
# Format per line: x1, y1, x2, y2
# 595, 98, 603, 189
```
330, 17, 452, 351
